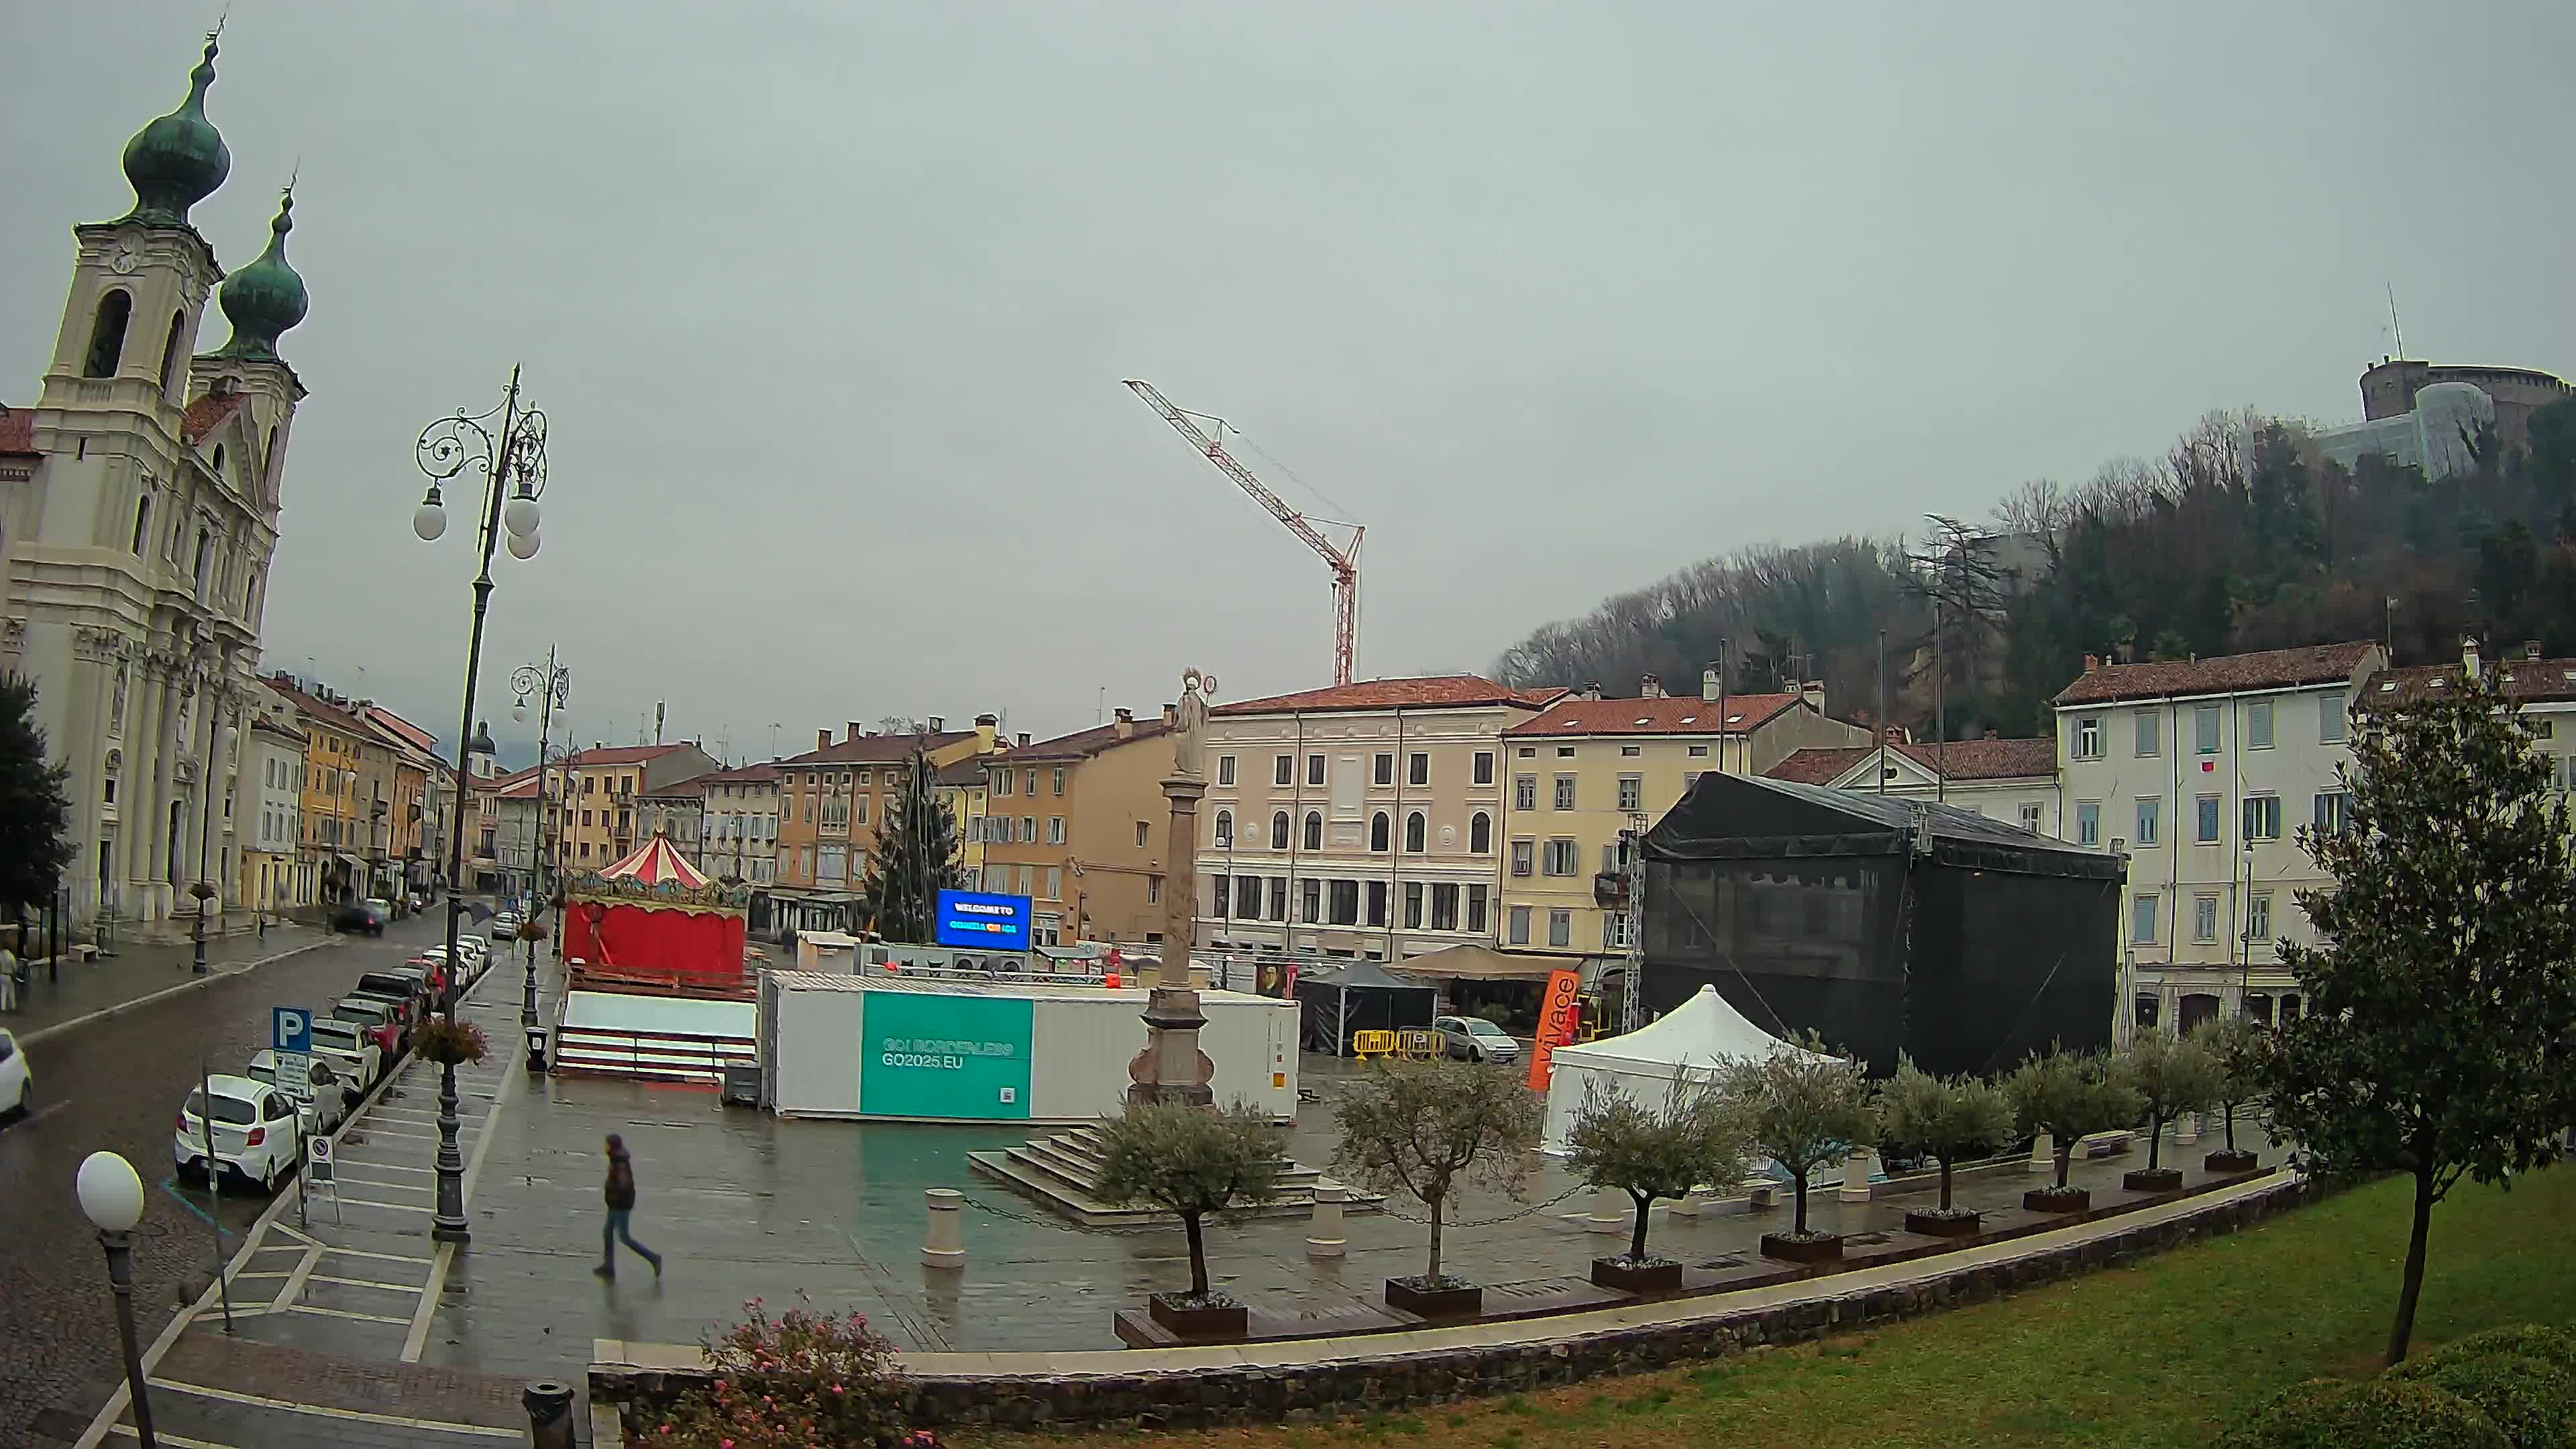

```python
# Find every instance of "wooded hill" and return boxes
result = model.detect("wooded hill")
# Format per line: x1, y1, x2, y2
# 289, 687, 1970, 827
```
1493, 397, 2576, 741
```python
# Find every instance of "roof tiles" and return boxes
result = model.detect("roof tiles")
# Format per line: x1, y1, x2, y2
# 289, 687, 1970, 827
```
1213, 676, 1566, 717
1503, 693, 1805, 738
2051, 642, 2378, 707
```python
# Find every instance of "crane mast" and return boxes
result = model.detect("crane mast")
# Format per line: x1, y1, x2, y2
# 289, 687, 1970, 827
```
1126, 379, 1363, 687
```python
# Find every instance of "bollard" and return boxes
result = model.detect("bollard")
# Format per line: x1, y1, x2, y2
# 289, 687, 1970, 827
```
1838, 1144, 1876, 1203
2175, 1111, 2200, 1147
1305, 1179, 1347, 1259
523, 1379, 574, 1449
922, 1187, 965, 1269
2029, 1130, 2055, 1175
1585, 1185, 1626, 1234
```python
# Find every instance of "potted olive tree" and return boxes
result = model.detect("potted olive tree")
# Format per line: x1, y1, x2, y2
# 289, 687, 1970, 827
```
1332, 1056, 1541, 1318
2120, 1027, 2222, 1192
1564, 1069, 1756, 1292
2190, 1016, 2269, 1174
1719, 1034, 1876, 1264
1878, 1056, 2015, 1238
2006, 1046, 2141, 1214
1093, 1098, 1288, 1340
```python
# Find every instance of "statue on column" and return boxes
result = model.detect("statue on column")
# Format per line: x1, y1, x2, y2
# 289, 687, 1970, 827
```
1171, 668, 1216, 780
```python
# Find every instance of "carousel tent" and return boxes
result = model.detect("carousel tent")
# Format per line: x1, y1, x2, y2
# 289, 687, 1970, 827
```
1539, 984, 1830, 1149
1295, 958, 1438, 1055
562, 832, 750, 987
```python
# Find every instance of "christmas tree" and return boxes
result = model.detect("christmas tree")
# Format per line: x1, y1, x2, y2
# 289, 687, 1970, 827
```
0, 674, 75, 920
861, 747, 965, 943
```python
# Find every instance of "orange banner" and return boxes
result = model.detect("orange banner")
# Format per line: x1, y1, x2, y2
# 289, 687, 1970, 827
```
1525, 969, 1585, 1091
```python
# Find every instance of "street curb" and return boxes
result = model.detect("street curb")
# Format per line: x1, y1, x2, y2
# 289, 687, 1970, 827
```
19, 936, 337, 1049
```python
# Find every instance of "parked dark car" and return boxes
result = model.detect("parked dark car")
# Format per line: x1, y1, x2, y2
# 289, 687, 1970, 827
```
332, 900, 388, 936
351, 971, 431, 1024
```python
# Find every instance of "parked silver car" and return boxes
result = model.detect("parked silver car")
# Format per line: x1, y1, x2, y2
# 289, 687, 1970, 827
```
1434, 1014, 1523, 1064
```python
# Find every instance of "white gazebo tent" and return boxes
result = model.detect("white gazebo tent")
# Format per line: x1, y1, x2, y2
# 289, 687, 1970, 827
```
1540, 984, 1834, 1150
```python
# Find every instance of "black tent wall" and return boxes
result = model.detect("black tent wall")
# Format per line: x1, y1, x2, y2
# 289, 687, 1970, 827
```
1293, 970, 1436, 1053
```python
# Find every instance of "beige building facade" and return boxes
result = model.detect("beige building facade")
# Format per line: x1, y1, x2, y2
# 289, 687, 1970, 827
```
1192, 676, 1565, 961
979, 708, 1175, 947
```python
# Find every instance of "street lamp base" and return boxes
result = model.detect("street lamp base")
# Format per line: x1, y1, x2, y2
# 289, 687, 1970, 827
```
431, 1218, 472, 1243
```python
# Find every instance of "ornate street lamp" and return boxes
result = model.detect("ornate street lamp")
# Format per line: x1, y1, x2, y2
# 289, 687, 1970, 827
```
512, 651, 568, 1034
411, 368, 548, 1244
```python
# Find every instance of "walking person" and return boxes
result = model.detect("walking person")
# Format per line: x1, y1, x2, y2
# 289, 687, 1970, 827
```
595, 1132, 663, 1279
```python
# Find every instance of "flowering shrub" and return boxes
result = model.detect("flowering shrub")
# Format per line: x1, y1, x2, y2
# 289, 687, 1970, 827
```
413, 1018, 490, 1067
644, 1297, 907, 1448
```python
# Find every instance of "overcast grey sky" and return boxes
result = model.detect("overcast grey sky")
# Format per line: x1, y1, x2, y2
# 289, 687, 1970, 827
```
9, 3, 2573, 759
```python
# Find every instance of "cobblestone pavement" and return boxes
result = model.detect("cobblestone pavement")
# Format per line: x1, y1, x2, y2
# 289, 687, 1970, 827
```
5, 923, 327, 1044
0, 908, 474, 1448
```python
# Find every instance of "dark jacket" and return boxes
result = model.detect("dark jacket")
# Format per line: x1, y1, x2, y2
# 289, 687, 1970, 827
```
604, 1149, 637, 1211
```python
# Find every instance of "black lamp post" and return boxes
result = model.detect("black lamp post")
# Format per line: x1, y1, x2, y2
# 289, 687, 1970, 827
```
411, 369, 549, 1244
511, 653, 568, 1034
77, 1151, 157, 1448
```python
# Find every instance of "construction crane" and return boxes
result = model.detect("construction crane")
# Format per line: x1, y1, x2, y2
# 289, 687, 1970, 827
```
1126, 379, 1364, 687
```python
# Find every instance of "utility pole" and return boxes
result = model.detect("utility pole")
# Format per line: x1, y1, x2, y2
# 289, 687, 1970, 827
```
1876, 629, 1889, 794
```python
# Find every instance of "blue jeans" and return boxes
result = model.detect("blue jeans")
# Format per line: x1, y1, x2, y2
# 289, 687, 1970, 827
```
602, 1208, 661, 1271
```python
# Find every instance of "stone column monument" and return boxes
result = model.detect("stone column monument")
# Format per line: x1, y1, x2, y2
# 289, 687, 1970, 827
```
1127, 668, 1218, 1108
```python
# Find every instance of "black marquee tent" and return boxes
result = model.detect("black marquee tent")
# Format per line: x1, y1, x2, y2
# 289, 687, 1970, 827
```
1295, 958, 1438, 1055
1640, 772, 2125, 1077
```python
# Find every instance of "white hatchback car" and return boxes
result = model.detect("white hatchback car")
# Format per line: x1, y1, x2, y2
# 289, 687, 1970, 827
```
306, 1016, 382, 1089
245, 1050, 356, 1134
0, 1028, 29, 1119
175, 1074, 302, 1192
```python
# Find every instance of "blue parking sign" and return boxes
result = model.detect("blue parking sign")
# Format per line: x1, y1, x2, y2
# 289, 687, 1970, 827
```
272, 1006, 312, 1055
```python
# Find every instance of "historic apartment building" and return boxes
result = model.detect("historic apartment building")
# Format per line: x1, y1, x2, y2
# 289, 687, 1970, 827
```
1498, 672, 1870, 966
769, 716, 1001, 936
263, 676, 391, 906
1, 36, 311, 925
559, 741, 720, 870
1766, 735, 2062, 837
696, 761, 782, 886
239, 711, 305, 913
1193, 676, 1567, 961
2053, 641, 2384, 1040
977, 707, 1175, 948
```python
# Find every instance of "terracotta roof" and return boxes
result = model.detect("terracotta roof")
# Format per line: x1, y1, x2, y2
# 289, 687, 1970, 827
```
639, 774, 711, 798
1504, 693, 1804, 737
1213, 676, 1567, 717
247, 715, 307, 746
0, 405, 36, 456
2051, 642, 2378, 707
1005, 717, 1174, 761
692, 761, 780, 786
2371, 653, 2576, 707
263, 676, 369, 737
359, 704, 440, 756
775, 731, 975, 767
564, 743, 694, 767
180, 391, 248, 446
1766, 737, 2057, 786
934, 758, 991, 788
494, 771, 543, 800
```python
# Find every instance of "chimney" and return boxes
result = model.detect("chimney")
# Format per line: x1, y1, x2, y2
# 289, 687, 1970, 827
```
1581, 680, 1603, 702
974, 713, 999, 751
2526, 640, 2544, 662
1801, 680, 1826, 711
1016, 732, 1031, 747
1113, 708, 1134, 739
1985, 728, 2000, 740
1884, 724, 1906, 743
1640, 673, 1664, 699
928, 716, 945, 733
847, 720, 865, 742
1701, 667, 1721, 702
816, 729, 831, 751
1161, 702, 1177, 727
2082, 653, 2100, 674
2462, 635, 2481, 680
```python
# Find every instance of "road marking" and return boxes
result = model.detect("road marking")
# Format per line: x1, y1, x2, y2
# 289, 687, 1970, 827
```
145, 1380, 520, 1438
331, 1159, 435, 1175
110, 1425, 239, 1448
310, 1273, 422, 1293
230, 1271, 292, 1281
321, 1244, 435, 1265
272, 1244, 323, 1313
284, 1303, 413, 1324
336, 1197, 432, 1214
403, 1039, 524, 1363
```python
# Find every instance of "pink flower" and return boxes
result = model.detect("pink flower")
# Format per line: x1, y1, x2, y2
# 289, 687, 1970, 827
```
720, 1441, 734, 1449
832, 1385, 844, 1395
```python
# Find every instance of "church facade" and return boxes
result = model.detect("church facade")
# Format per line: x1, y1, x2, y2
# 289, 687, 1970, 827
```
0, 33, 312, 927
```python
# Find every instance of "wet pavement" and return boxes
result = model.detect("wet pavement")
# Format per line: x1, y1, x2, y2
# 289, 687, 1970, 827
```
5, 922, 328, 1043
0, 907, 495, 1448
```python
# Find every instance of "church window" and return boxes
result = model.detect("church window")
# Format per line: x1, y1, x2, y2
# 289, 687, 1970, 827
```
85, 290, 132, 377
158, 311, 186, 394
211, 445, 225, 481
129, 496, 151, 554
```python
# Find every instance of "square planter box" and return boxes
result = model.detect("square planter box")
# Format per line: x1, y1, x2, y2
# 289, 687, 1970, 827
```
1903, 1209, 1984, 1238
2204, 1148, 2261, 1175
1759, 1232, 1845, 1264
2023, 1187, 2091, 1214
2122, 1167, 2185, 1193
1384, 1277, 1483, 1318
1590, 1256, 1685, 1293
1146, 1293, 1247, 1340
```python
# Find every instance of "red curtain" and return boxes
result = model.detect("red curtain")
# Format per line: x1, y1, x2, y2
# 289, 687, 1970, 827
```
564, 902, 744, 983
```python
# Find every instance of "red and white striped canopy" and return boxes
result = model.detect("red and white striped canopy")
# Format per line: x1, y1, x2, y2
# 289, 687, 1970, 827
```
594, 832, 710, 889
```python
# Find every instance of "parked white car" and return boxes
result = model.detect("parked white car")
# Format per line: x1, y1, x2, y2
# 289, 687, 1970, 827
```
245, 1050, 356, 1134
0, 1028, 29, 1120
306, 1016, 382, 1089
174, 1075, 302, 1192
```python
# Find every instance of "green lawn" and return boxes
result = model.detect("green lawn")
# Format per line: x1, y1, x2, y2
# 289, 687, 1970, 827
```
974, 1166, 2576, 1449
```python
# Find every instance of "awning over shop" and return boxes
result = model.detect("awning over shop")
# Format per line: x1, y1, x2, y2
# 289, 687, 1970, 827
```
1387, 943, 1582, 982
331, 853, 364, 876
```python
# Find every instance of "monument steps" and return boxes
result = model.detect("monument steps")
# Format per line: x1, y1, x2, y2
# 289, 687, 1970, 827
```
968, 1124, 1381, 1227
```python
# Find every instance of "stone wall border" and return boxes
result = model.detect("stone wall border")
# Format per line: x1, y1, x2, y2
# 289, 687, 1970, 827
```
593, 1174, 2327, 1433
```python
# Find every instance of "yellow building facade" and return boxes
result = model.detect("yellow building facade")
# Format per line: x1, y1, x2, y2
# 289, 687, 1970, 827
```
1496, 679, 1870, 967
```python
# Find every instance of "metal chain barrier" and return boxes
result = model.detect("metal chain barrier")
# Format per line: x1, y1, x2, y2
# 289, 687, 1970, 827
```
1373, 1181, 1588, 1229
955, 1193, 1191, 1238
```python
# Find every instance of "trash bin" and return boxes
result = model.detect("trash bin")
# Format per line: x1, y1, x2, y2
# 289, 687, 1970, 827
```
720, 1061, 761, 1108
